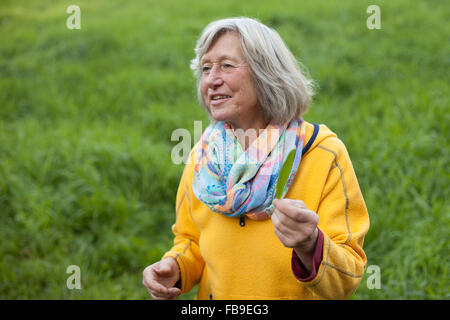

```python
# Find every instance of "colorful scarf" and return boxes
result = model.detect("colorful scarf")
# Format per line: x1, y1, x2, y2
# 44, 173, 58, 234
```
193, 117, 306, 220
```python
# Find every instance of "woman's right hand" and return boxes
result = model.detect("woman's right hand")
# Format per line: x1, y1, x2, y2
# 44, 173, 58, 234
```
142, 257, 181, 300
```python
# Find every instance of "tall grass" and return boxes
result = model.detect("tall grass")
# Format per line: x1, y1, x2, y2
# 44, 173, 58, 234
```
0, 0, 448, 299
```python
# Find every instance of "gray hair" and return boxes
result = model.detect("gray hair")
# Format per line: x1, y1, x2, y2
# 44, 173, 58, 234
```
190, 17, 315, 125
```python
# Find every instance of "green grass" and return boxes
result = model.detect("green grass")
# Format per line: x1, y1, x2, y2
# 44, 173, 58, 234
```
0, 0, 448, 299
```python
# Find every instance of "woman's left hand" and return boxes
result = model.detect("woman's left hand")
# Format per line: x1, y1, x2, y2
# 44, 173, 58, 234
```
272, 198, 319, 272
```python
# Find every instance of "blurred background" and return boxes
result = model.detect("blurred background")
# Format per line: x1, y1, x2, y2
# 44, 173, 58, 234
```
0, 0, 448, 299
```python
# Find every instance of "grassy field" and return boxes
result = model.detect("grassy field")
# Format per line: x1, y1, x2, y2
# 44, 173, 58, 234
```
0, 0, 448, 299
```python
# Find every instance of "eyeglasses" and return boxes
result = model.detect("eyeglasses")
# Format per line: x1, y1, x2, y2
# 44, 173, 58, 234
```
201, 61, 248, 76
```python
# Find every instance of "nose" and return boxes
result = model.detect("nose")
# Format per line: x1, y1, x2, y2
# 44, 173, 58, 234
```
205, 64, 224, 89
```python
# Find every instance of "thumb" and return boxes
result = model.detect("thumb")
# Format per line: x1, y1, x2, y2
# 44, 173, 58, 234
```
155, 259, 174, 275
283, 198, 307, 209
273, 198, 279, 207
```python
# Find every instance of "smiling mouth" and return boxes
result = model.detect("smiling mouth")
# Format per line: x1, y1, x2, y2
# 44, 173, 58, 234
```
210, 95, 231, 105
211, 95, 231, 100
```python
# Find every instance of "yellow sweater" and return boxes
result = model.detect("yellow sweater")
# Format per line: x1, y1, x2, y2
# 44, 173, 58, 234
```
163, 121, 370, 299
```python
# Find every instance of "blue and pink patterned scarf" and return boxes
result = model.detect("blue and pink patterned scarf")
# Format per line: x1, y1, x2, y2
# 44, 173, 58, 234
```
193, 117, 305, 220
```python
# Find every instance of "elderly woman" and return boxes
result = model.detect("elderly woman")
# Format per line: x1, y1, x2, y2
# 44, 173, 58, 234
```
143, 17, 369, 300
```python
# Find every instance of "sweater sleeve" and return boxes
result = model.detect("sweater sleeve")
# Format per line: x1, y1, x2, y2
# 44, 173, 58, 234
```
162, 153, 204, 294
301, 139, 370, 299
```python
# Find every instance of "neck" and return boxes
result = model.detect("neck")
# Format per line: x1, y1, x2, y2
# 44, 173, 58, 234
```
228, 117, 270, 150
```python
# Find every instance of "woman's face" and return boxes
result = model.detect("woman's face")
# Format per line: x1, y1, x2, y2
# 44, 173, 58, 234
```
200, 32, 264, 131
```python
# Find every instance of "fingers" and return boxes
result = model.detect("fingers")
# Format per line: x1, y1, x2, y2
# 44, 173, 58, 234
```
144, 276, 181, 300
271, 218, 292, 247
148, 286, 181, 300
273, 198, 306, 214
271, 211, 314, 248
142, 260, 181, 300
271, 202, 318, 236
273, 198, 306, 209
154, 260, 172, 276
273, 198, 317, 223
271, 198, 319, 249
271, 209, 299, 240
155, 257, 180, 277
144, 272, 169, 294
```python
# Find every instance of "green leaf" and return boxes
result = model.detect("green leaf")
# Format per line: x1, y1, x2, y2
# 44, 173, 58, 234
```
275, 149, 296, 199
